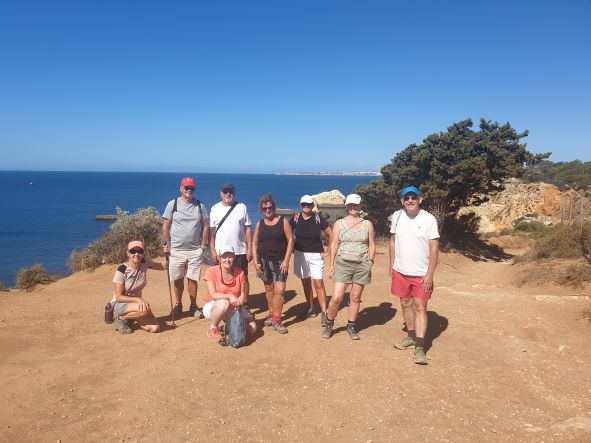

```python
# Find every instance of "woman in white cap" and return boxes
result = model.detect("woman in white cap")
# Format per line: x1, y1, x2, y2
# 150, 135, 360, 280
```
111, 240, 167, 334
324, 194, 375, 340
290, 195, 332, 324
202, 246, 256, 343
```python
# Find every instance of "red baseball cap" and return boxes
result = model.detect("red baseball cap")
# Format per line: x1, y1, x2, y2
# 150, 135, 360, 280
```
181, 177, 196, 188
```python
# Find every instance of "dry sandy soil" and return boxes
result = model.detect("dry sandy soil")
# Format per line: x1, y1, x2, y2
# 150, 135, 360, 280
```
1, 242, 590, 442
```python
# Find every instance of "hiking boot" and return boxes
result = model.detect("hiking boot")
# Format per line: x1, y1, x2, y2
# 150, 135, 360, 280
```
264, 316, 273, 327
320, 312, 328, 327
272, 321, 288, 334
394, 336, 416, 350
347, 323, 360, 340
414, 346, 428, 365
322, 320, 334, 339
114, 316, 133, 334
207, 327, 222, 342
189, 304, 203, 319
171, 303, 183, 318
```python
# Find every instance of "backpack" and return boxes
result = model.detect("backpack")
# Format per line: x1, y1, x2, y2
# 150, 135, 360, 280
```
225, 306, 247, 348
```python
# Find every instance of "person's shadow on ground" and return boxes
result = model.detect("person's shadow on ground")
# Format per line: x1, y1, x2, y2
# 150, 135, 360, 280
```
401, 311, 448, 351
329, 298, 397, 336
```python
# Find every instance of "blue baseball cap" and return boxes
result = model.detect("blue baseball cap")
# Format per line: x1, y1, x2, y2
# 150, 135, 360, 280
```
401, 186, 420, 197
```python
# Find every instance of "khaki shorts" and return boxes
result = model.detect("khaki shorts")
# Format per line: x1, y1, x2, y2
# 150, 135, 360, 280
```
169, 248, 203, 281
333, 257, 372, 285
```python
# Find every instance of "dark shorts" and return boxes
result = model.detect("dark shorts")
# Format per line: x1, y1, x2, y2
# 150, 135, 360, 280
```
234, 254, 249, 275
257, 258, 288, 283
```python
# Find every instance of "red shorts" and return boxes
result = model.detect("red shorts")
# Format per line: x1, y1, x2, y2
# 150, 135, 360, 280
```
391, 270, 432, 300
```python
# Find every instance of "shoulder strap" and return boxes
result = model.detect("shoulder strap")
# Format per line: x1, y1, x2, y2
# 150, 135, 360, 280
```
172, 197, 178, 214
314, 212, 321, 224
214, 202, 238, 240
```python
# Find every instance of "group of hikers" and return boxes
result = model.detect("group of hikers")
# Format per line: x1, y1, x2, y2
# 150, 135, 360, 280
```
110, 177, 440, 365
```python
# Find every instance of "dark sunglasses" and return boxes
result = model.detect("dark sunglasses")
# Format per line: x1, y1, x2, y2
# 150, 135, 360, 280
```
222, 189, 234, 194
184, 186, 195, 191
403, 194, 418, 201
301, 203, 313, 207
129, 249, 144, 254
261, 205, 275, 211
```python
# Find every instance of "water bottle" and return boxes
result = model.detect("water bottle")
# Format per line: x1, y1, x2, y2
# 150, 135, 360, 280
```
104, 302, 114, 324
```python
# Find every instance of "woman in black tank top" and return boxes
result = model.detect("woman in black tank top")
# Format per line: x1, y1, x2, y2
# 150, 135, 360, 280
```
253, 193, 294, 334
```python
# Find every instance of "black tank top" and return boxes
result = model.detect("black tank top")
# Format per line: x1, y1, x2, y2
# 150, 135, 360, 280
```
258, 216, 287, 261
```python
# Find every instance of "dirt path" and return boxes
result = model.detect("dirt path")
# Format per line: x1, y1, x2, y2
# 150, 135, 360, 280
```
1, 244, 590, 442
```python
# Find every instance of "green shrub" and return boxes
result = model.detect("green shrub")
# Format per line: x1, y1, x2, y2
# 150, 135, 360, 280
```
513, 220, 548, 233
69, 207, 164, 272
16, 264, 53, 291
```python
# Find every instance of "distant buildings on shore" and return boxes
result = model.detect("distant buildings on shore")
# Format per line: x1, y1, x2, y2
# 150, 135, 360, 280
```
276, 171, 381, 176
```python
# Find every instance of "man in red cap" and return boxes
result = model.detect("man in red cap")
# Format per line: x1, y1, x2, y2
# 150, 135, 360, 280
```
162, 177, 210, 318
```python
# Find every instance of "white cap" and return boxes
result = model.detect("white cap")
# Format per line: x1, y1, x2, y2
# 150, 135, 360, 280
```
300, 194, 314, 204
345, 194, 361, 205
218, 246, 235, 256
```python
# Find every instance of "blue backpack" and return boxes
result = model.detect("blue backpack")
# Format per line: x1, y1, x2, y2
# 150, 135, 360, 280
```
225, 306, 247, 348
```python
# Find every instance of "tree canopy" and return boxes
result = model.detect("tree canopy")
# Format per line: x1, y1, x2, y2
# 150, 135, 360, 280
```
356, 118, 549, 234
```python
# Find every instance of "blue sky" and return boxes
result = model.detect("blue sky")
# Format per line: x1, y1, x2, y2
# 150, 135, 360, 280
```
0, 0, 589, 173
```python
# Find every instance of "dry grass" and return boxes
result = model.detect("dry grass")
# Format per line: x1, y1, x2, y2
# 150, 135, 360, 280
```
16, 264, 55, 292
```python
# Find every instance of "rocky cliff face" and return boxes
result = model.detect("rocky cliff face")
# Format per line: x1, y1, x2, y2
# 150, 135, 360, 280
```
459, 179, 566, 233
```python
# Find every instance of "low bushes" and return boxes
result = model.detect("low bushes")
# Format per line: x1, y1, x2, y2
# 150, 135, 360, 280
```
69, 207, 163, 272
16, 264, 54, 291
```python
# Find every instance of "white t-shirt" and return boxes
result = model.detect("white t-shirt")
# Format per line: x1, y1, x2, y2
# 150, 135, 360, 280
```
390, 209, 439, 276
209, 202, 251, 255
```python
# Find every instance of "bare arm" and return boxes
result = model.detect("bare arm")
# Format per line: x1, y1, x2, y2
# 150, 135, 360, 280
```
281, 218, 294, 274
389, 234, 396, 276
322, 225, 332, 258
328, 221, 340, 279
114, 283, 150, 311
367, 221, 376, 263
162, 218, 172, 252
422, 239, 440, 291
206, 279, 239, 306
201, 219, 210, 248
252, 221, 261, 272
209, 227, 218, 264
245, 225, 253, 262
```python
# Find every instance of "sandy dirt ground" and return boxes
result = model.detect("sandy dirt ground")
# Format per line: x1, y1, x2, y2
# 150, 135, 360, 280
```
1, 242, 590, 442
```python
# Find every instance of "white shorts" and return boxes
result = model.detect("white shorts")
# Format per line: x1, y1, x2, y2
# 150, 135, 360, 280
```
203, 300, 254, 324
293, 250, 325, 280
169, 248, 203, 281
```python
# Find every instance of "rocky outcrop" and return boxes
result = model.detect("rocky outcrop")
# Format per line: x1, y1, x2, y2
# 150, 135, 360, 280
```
311, 190, 346, 207
459, 179, 565, 233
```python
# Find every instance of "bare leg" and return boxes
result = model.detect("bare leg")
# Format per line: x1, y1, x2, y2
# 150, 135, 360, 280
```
313, 279, 328, 312
327, 282, 347, 320
399, 297, 415, 331
413, 298, 429, 339
173, 278, 184, 304
209, 299, 229, 328
273, 281, 286, 319
121, 306, 160, 333
187, 278, 198, 306
347, 283, 364, 322
301, 277, 314, 310
264, 281, 274, 317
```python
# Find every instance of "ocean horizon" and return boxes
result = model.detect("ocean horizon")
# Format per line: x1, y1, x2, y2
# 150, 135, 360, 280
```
0, 171, 376, 287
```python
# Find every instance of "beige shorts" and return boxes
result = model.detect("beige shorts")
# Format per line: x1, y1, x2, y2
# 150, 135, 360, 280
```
333, 257, 372, 285
169, 248, 203, 281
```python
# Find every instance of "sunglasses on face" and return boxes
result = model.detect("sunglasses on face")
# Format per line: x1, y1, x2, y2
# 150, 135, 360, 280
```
403, 194, 418, 201
301, 203, 313, 208
222, 189, 234, 195
129, 249, 144, 255
184, 186, 195, 192
261, 205, 275, 212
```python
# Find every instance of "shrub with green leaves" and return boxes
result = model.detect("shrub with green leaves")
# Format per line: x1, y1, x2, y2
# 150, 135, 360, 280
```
16, 264, 53, 291
69, 207, 163, 272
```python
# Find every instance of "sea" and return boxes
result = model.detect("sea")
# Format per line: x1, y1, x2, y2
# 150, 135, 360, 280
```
0, 171, 376, 287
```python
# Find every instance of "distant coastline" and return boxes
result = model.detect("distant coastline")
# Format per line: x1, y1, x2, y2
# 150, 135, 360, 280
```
276, 171, 381, 176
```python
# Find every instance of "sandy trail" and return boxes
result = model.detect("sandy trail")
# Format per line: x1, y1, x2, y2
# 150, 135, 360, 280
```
1, 243, 590, 442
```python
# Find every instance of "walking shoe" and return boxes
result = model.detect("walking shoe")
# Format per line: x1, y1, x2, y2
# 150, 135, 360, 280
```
114, 316, 133, 334
414, 346, 428, 365
264, 316, 273, 327
394, 336, 416, 350
272, 321, 288, 334
207, 327, 222, 342
322, 320, 334, 339
346, 324, 360, 340
171, 303, 183, 318
189, 304, 204, 319
320, 312, 328, 327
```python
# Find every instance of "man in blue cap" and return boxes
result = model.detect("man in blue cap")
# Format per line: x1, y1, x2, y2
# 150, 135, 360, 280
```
388, 186, 440, 365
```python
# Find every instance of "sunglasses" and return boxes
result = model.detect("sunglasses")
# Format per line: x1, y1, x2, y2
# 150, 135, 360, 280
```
184, 186, 195, 191
128, 249, 144, 254
403, 194, 418, 201
301, 203, 313, 207
261, 205, 275, 212
222, 189, 234, 195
